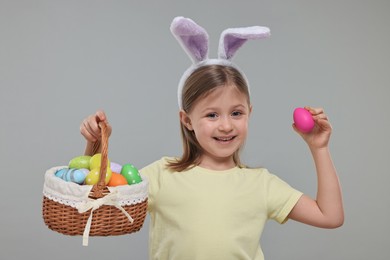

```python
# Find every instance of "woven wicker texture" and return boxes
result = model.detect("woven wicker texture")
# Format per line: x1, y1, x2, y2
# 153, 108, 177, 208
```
42, 196, 147, 236
42, 121, 148, 240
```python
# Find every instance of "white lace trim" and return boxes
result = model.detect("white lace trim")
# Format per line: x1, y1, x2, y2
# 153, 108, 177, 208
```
43, 166, 148, 208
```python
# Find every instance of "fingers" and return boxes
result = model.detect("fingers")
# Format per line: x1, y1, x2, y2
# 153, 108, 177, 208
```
80, 116, 99, 142
304, 106, 332, 132
304, 106, 328, 121
80, 110, 111, 142
81, 116, 99, 142
304, 106, 323, 115
95, 110, 112, 136
95, 110, 107, 123
292, 123, 301, 135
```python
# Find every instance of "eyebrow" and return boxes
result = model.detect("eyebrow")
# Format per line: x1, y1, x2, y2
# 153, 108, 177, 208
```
232, 104, 247, 109
200, 104, 248, 113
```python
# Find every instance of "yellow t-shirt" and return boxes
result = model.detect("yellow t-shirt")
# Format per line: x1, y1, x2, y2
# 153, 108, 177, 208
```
140, 157, 303, 260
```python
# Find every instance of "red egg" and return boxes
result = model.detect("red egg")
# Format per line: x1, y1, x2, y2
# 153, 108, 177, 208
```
107, 172, 128, 187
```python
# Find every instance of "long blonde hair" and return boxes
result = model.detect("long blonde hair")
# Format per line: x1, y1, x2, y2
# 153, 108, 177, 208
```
167, 64, 250, 172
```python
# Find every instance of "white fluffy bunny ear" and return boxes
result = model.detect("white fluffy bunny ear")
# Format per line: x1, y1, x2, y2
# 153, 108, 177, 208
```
172, 16, 271, 109
218, 26, 270, 60
170, 16, 209, 63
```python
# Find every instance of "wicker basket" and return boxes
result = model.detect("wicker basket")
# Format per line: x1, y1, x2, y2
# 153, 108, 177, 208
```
42, 122, 148, 246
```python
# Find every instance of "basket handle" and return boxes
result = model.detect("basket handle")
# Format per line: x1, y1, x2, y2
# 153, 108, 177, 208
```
90, 121, 109, 199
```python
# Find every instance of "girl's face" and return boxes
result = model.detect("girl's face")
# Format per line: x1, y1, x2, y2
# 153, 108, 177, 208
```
180, 84, 252, 170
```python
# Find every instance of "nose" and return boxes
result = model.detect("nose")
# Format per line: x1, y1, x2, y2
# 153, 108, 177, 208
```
218, 116, 233, 132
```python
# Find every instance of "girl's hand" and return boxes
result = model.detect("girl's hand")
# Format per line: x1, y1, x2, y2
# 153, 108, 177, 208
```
292, 107, 332, 150
80, 110, 112, 143
289, 107, 343, 228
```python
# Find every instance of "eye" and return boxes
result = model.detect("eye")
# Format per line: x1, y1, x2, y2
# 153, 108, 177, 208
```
231, 111, 243, 117
206, 112, 218, 119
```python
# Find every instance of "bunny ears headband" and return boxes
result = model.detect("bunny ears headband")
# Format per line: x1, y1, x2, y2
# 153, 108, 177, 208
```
170, 16, 271, 109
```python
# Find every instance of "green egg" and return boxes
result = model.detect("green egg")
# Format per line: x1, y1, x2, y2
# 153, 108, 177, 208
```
69, 155, 92, 169
121, 164, 142, 185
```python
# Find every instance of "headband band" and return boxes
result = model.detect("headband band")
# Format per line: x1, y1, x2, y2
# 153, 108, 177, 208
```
170, 16, 270, 109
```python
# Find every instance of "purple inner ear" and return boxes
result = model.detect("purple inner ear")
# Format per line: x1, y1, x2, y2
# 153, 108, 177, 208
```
171, 17, 209, 63
224, 36, 247, 60
219, 26, 270, 60
180, 35, 208, 62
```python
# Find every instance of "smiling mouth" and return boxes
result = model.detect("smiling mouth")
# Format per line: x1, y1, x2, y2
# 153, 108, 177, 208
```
213, 136, 236, 142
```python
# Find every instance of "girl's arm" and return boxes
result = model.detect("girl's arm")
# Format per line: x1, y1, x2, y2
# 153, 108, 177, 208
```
288, 107, 344, 228
80, 110, 112, 156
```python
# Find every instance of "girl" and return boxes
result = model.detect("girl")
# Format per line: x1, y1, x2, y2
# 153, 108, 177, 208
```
80, 17, 343, 260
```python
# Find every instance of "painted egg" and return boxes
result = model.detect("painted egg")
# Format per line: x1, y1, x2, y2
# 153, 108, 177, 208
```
89, 153, 111, 170
85, 167, 112, 185
79, 168, 90, 176
110, 162, 122, 173
85, 169, 99, 185
121, 164, 142, 185
55, 168, 87, 184
68, 155, 91, 169
108, 172, 128, 187
55, 168, 68, 178
293, 107, 314, 133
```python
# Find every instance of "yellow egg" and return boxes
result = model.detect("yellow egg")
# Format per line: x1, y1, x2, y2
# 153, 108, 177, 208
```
85, 167, 112, 185
85, 169, 99, 185
89, 153, 111, 170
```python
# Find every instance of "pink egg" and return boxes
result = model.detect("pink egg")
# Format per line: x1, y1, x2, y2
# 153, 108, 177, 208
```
293, 108, 314, 133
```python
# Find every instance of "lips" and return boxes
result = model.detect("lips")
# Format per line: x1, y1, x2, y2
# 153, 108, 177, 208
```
213, 136, 236, 142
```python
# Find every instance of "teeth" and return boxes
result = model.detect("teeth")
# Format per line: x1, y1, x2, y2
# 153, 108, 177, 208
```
216, 137, 234, 141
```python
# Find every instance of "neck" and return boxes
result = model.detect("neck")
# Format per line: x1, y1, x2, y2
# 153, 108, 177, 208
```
198, 156, 236, 171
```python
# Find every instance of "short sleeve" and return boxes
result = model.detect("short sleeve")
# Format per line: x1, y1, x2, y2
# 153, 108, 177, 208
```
264, 170, 303, 224
139, 157, 170, 211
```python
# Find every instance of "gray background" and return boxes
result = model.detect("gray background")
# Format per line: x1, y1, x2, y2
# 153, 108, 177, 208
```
1, 0, 389, 259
